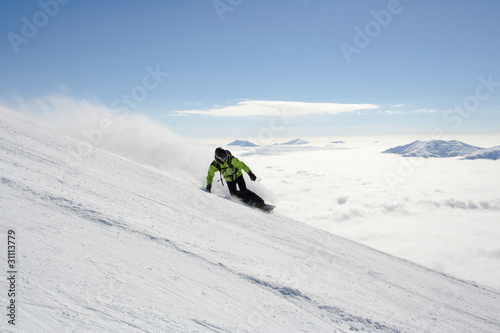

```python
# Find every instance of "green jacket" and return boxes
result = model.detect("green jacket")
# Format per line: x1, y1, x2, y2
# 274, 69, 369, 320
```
207, 156, 251, 185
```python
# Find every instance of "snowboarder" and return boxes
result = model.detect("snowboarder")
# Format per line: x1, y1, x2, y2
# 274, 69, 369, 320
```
205, 147, 269, 210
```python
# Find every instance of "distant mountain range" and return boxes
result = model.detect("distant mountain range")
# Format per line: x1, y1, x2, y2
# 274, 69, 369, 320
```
228, 138, 311, 147
227, 140, 260, 147
275, 138, 310, 145
383, 140, 499, 160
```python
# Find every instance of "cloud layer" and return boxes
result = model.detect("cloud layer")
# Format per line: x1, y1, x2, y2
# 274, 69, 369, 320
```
175, 100, 379, 117
228, 139, 500, 290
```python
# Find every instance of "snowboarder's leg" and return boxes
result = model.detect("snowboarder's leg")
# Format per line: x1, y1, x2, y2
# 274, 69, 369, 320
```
227, 179, 248, 203
235, 175, 265, 208
227, 180, 239, 197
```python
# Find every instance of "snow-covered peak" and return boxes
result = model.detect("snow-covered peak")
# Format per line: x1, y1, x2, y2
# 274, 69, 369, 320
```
463, 145, 500, 160
227, 139, 260, 147
277, 138, 310, 145
383, 140, 483, 158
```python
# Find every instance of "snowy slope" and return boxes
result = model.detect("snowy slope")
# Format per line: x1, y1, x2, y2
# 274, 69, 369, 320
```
1, 108, 500, 332
383, 140, 483, 158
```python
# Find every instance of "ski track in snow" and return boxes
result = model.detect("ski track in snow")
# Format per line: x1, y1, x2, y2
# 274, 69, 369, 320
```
1, 108, 500, 332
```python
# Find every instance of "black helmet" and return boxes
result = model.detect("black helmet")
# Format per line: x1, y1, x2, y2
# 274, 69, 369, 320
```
215, 147, 228, 162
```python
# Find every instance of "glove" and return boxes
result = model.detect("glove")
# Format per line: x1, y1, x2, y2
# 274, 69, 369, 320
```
248, 171, 257, 181
205, 184, 212, 192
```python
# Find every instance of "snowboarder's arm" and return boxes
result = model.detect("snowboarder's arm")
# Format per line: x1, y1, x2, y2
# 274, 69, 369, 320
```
232, 157, 257, 180
206, 163, 218, 185
231, 157, 251, 173
247, 170, 257, 181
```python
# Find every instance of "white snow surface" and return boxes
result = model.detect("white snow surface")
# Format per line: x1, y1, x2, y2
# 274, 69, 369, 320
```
1, 108, 500, 332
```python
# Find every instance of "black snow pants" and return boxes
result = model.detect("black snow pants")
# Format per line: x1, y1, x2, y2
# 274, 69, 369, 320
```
227, 175, 265, 208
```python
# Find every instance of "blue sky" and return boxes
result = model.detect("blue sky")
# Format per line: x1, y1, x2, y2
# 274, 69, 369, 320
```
1, 0, 499, 137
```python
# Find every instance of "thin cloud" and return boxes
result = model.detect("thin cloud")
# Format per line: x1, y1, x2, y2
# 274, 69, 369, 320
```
414, 108, 438, 113
382, 110, 403, 115
174, 100, 379, 117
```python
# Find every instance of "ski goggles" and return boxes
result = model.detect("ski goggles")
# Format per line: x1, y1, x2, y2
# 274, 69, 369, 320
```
215, 155, 227, 162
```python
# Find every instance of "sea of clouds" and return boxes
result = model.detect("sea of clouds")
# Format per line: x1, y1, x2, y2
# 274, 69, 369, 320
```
236, 137, 500, 290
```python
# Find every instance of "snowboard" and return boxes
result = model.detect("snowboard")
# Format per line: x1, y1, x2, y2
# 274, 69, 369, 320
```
238, 200, 275, 213
235, 199, 276, 213
256, 204, 276, 213
201, 188, 275, 213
